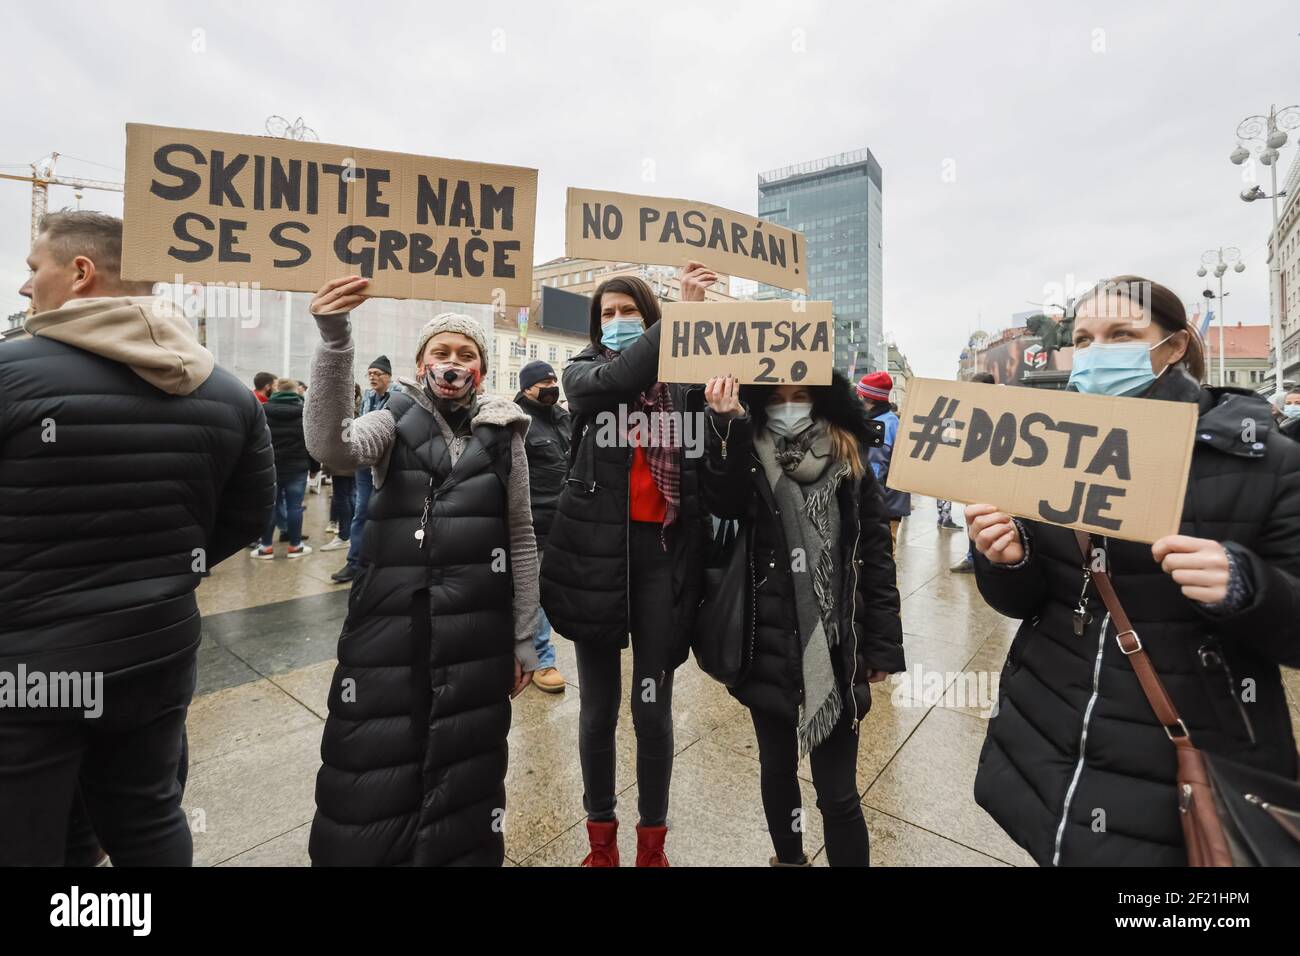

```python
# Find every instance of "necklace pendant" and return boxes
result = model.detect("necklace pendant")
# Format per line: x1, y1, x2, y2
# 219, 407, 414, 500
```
414, 528, 425, 542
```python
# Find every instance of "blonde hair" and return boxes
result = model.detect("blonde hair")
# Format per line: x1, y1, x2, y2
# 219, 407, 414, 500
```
826, 421, 866, 481
272, 377, 297, 393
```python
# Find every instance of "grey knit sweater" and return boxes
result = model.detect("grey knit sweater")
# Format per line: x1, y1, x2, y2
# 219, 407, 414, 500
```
304, 311, 540, 672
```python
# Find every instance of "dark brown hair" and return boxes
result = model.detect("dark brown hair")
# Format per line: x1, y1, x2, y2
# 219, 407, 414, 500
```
587, 275, 662, 349
1069, 274, 1206, 382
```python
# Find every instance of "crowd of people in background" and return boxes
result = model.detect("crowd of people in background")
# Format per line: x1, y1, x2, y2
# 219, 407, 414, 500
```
1, 213, 1297, 869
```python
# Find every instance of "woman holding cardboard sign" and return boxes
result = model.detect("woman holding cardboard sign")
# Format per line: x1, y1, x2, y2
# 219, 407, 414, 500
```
540, 262, 714, 866
697, 371, 905, 866
966, 275, 1300, 866
301, 275, 540, 867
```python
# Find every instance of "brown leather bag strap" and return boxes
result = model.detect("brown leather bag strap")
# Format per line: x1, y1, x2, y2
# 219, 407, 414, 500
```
1074, 531, 1191, 742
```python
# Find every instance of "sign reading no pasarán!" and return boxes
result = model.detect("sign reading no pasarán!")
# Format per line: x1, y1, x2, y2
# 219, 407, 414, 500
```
886, 378, 1198, 544
657, 301, 833, 385
121, 123, 538, 306
565, 187, 807, 292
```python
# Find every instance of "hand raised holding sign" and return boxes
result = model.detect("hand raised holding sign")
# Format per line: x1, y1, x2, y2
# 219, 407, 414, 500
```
311, 275, 370, 315
1152, 534, 1230, 604
680, 260, 719, 302
965, 504, 1025, 565
704, 375, 744, 418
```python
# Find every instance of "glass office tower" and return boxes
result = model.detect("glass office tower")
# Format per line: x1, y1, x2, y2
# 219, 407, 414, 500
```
756, 149, 883, 376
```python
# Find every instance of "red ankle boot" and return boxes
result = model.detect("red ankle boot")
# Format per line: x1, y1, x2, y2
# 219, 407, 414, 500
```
635, 823, 669, 867
581, 819, 619, 867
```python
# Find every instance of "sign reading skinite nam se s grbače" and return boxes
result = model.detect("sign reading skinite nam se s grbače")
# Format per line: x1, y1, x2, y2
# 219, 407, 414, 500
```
886, 377, 1197, 544
121, 123, 538, 306
564, 187, 807, 292
657, 301, 833, 385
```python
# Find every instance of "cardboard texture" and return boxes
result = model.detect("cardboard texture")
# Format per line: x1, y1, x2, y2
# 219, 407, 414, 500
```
657, 300, 833, 385
565, 187, 807, 292
887, 377, 1197, 544
122, 123, 538, 306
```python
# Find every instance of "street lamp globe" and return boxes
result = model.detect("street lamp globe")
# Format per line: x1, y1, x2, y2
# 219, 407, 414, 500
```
1196, 267, 1207, 277
1229, 144, 1251, 165
1215, 264, 1227, 278
1233, 262, 1246, 273
1267, 129, 1288, 149
1260, 148, 1278, 167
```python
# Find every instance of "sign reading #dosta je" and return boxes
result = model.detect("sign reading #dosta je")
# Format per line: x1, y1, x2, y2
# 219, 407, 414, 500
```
887, 378, 1198, 544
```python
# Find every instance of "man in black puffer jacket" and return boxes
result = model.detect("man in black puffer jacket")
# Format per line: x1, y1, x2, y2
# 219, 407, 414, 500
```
0, 211, 275, 866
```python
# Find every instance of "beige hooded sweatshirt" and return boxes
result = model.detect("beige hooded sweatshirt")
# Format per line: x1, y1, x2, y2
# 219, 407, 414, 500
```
24, 295, 214, 395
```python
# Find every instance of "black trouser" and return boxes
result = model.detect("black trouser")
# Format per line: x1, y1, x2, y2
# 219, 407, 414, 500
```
0, 650, 197, 866
751, 707, 870, 866
575, 521, 676, 827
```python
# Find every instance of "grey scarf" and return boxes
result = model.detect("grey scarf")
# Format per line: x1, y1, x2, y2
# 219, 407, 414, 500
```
754, 422, 849, 755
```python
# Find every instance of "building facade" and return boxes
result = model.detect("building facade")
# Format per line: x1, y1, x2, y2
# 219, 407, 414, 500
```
532, 256, 732, 303
885, 337, 913, 410
1203, 320, 1271, 391
755, 149, 884, 377
1268, 150, 1300, 393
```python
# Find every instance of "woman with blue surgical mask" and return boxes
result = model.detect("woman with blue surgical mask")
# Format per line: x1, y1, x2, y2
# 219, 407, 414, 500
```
698, 375, 905, 865
1279, 388, 1300, 443
540, 262, 715, 866
963, 275, 1300, 866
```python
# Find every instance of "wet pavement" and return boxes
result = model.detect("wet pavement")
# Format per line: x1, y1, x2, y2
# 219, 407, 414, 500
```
187, 486, 1300, 866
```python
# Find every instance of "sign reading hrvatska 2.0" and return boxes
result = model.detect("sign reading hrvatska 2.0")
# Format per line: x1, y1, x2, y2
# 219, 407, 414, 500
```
657, 301, 833, 385
564, 187, 807, 293
121, 123, 538, 306
886, 378, 1197, 544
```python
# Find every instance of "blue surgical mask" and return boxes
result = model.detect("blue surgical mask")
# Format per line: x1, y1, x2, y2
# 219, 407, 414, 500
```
1283, 404, 1300, 420
600, 318, 644, 352
1068, 334, 1174, 397
766, 401, 814, 438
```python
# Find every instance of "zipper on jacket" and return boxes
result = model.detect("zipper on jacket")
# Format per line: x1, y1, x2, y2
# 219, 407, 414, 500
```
1051, 609, 1110, 866
1198, 639, 1257, 746
847, 523, 862, 726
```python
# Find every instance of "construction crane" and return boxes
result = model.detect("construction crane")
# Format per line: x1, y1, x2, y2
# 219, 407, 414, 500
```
0, 153, 123, 242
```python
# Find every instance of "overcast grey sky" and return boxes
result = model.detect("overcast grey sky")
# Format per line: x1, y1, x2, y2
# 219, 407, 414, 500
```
2, 0, 1294, 377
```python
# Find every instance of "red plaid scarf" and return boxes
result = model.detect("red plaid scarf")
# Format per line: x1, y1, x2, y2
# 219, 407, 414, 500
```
602, 347, 680, 536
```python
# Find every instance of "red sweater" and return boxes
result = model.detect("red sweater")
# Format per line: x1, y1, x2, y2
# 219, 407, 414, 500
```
629, 445, 666, 523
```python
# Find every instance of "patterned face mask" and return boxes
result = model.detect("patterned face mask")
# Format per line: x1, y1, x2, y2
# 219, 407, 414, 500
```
424, 363, 480, 400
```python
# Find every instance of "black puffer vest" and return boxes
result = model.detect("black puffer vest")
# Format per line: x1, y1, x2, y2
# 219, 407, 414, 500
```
309, 390, 517, 866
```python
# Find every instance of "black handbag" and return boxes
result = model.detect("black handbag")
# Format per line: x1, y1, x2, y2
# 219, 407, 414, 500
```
691, 516, 756, 688
1201, 750, 1300, 866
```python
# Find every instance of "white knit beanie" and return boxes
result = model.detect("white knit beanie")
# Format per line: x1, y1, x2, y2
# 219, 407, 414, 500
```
414, 312, 490, 376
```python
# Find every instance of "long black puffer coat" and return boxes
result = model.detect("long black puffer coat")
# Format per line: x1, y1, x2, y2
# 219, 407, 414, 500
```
308, 389, 525, 866
540, 320, 709, 662
973, 369, 1300, 866
697, 374, 905, 720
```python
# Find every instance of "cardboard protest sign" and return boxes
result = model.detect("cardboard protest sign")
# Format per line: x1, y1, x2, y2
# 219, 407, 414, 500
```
122, 123, 538, 306
887, 378, 1197, 544
564, 187, 806, 292
657, 301, 833, 385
